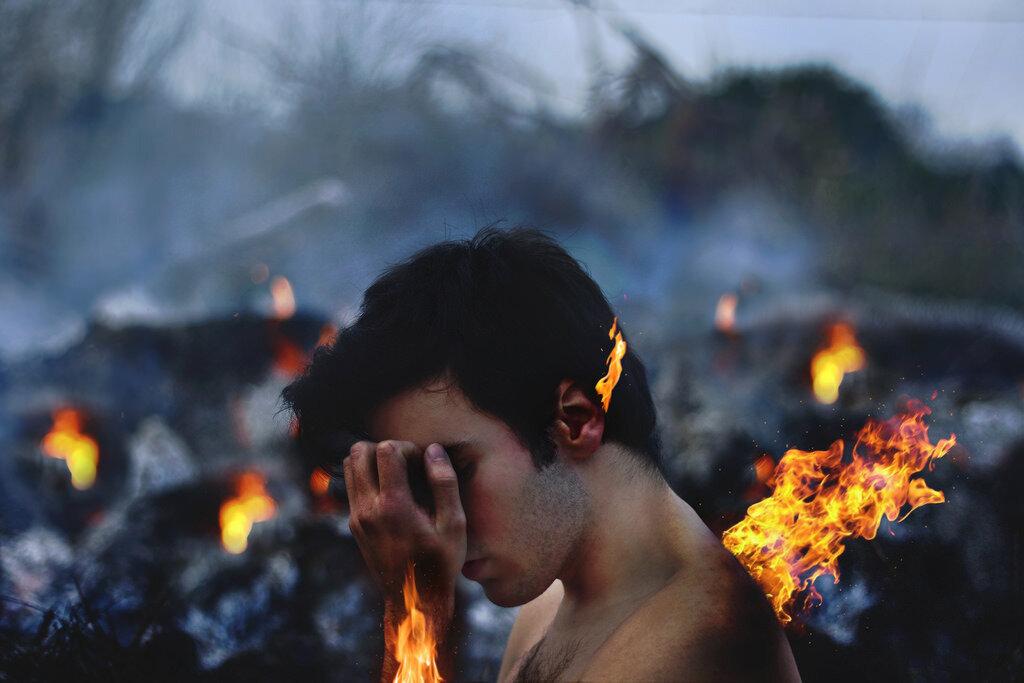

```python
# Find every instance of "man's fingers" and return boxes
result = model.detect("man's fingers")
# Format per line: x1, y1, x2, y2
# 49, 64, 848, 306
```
345, 441, 378, 501
424, 443, 466, 535
376, 441, 417, 509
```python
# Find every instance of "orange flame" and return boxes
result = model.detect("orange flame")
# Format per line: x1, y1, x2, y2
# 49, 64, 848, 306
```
41, 408, 99, 490
715, 293, 738, 333
310, 468, 330, 496
391, 564, 444, 683
273, 335, 308, 378
317, 323, 339, 348
811, 322, 866, 404
722, 401, 955, 624
595, 317, 627, 413
220, 472, 277, 554
271, 276, 296, 320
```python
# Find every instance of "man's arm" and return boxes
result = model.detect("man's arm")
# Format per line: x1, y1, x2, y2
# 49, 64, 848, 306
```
344, 440, 467, 682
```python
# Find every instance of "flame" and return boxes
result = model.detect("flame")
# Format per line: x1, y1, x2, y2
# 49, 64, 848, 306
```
391, 564, 444, 683
595, 317, 627, 413
310, 468, 330, 496
271, 276, 296, 320
41, 408, 99, 490
715, 293, 738, 333
220, 472, 277, 554
722, 401, 955, 624
317, 323, 339, 348
273, 334, 308, 378
811, 322, 866, 404
754, 455, 775, 483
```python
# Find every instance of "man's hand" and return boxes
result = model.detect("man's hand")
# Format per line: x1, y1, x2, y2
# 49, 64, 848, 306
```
344, 440, 467, 629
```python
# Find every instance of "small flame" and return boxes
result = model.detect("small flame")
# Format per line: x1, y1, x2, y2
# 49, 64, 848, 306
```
391, 564, 444, 683
271, 276, 296, 320
220, 472, 277, 554
754, 455, 775, 484
310, 468, 330, 496
273, 335, 308, 378
722, 401, 955, 624
715, 293, 738, 333
41, 408, 99, 490
811, 322, 866, 404
595, 317, 627, 413
317, 323, 339, 348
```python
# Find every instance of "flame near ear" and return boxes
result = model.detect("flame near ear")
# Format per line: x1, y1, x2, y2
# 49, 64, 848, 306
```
596, 317, 627, 413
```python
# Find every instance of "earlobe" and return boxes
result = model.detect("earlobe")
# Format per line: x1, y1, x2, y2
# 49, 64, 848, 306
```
553, 379, 605, 460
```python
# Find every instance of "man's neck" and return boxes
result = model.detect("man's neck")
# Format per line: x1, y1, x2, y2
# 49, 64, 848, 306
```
553, 446, 702, 622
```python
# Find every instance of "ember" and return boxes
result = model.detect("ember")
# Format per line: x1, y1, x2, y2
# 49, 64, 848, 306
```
811, 322, 866, 404
219, 472, 277, 554
595, 317, 627, 412
41, 408, 99, 490
722, 401, 955, 624
715, 293, 738, 334
391, 564, 444, 683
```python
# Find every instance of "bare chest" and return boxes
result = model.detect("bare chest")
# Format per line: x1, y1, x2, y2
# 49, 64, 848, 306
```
509, 616, 627, 683
509, 635, 586, 683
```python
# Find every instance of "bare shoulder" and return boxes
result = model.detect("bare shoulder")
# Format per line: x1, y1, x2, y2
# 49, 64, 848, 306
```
582, 541, 801, 682
497, 580, 564, 682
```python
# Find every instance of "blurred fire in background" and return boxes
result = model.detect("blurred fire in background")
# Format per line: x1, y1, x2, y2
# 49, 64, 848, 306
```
0, 1, 1021, 681
41, 408, 99, 490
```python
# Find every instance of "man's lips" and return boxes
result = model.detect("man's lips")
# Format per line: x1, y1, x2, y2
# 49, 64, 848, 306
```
461, 558, 486, 580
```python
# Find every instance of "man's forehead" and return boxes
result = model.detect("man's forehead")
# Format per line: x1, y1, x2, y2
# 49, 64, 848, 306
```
366, 378, 474, 442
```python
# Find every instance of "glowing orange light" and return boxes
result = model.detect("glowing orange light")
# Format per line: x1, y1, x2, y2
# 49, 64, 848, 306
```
273, 335, 308, 378
41, 408, 99, 490
595, 317, 627, 413
391, 564, 444, 683
220, 472, 277, 554
811, 322, 866, 404
317, 323, 339, 348
715, 293, 738, 333
271, 276, 296, 320
754, 455, 775, 484
310, 468, 330, 496
722, 401, 955, 624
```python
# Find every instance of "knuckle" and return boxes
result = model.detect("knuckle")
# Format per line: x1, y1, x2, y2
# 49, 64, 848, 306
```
448, 512, 466, 533
349, 441, 372, 460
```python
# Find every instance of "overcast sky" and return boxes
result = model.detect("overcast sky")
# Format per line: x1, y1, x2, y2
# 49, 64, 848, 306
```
167, 0, 1024, 153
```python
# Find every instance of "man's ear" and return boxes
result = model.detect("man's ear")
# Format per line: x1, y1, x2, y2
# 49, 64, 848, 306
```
551, 379, 605, 460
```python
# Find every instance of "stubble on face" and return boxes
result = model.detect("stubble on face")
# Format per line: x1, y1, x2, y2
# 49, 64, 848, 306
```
485, 457, 592, 608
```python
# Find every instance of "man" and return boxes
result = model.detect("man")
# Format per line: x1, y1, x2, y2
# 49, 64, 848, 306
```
284, 227, 800, 681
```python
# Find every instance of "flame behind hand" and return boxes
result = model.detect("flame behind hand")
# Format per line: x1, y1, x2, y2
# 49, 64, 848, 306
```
391, 564, 444, 683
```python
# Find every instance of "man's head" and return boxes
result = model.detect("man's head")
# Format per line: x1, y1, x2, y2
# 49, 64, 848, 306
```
283, 226, 661, 473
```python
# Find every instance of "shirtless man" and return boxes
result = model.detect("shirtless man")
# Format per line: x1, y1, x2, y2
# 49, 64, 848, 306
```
284, 227, 800, 681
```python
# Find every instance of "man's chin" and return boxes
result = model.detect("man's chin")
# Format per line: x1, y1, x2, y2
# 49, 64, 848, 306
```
480, 579, 548, 609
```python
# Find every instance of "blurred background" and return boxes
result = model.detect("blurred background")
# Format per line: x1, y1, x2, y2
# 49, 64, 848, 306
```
1, 1, 1022, 680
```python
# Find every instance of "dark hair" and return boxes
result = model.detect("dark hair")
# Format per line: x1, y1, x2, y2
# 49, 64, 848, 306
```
282, 226, 662, 471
